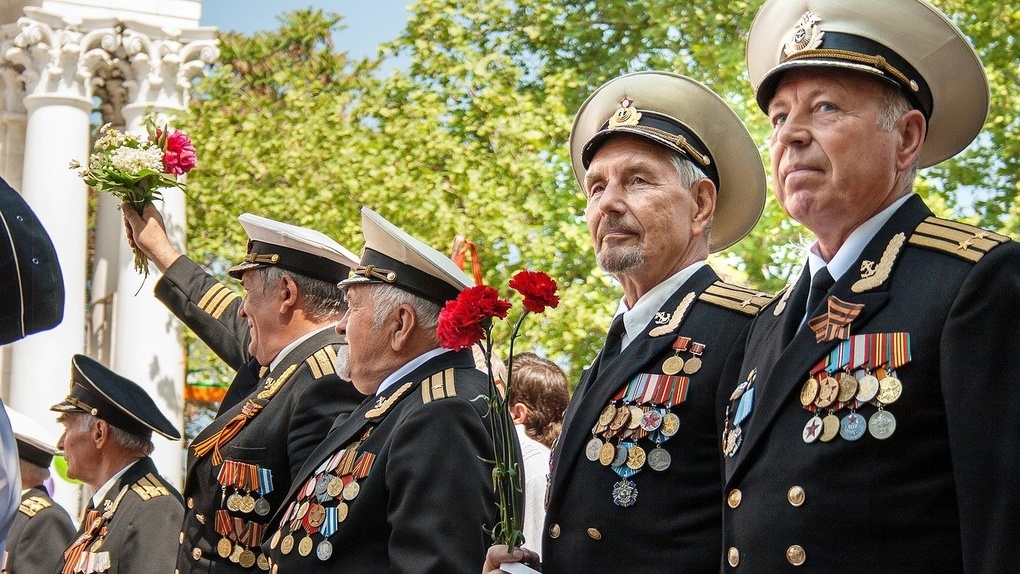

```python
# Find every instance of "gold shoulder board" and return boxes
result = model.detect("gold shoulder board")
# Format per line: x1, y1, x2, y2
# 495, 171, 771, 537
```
908, 216, 1010, 263
131, 473, 170, 501
18, 496, 51, 517
421, 368, 457, 404
698, 281, 774, 316
305, 346, 338, 380
197, 283, 240, 320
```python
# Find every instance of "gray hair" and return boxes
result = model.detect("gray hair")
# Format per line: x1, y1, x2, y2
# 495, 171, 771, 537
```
76, 413, 154, 457
671, 153, 714, 243
257, 266, 346, 321
369, 284, 442, 337
876, 84, 919, 180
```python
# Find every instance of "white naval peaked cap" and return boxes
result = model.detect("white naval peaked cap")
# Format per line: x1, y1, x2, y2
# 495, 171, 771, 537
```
570, 71, 767, 252
4, 404, 60, 467
339, 207, 474, 305
747, 0, 989, 167
227, 213, 359, 284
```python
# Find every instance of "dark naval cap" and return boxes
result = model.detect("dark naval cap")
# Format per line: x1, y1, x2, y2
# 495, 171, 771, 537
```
569, 71, 767, 253
338, 207, 474, 306
5, 405, 61, 468
747, 0, 989, 167
0, 176, 64, 345
227, 213, 359, 284
50, 354, 181, 440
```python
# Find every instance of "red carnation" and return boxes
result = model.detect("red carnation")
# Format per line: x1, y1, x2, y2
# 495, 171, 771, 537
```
158, 129, 197, 176
508, 270, 559, 314
437, 285, 511, 350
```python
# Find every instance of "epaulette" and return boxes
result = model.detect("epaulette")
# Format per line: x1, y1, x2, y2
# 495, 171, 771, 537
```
305, 346, 338, 380
421, 368, 457, 404
131, 473, 171, 501
698, 281, 774, 316
908, 216, 1010, 263
18, 496, 51, 517
196, 283, 240, 320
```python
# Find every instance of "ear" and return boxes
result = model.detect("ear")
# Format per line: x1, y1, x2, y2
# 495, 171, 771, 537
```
896, 109, 926, 171
277, 274, 300, 314
509, 402, 530, 425
690, 178, 717, 236
388, 304, 419, 351
93, 419, 110, 449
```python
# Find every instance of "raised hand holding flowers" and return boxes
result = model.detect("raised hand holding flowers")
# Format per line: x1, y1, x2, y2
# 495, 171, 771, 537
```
436, 270, 559, 552
70, 120, 197, 278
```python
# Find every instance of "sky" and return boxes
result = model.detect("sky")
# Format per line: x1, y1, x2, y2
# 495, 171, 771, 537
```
198, 0, 411, 60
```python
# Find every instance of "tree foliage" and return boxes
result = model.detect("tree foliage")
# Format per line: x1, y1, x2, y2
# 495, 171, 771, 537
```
184, 1, 1018, 381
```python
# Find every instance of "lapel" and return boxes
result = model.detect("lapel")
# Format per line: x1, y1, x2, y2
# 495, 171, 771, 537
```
268, 349, 476, 527
727, 197, 931, 478
551, 266, 719, 501
187, 329, 338, 478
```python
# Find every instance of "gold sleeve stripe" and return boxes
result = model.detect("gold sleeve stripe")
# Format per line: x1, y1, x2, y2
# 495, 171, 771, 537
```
208, 291, 239, 320
306, 355, 324, 379
698, 281, 773, 316
314, 350, 335, 377
421, 368, 457, 404
909, 217, 1009, 263
197, 284, 226, 310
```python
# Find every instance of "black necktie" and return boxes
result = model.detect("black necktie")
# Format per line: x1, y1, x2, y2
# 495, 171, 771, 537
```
804, 267, 835, 323
601, 314, 626, 363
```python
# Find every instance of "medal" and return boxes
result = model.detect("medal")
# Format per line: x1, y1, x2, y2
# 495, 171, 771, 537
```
598, 442, 615, 466
839, 412, 867, 441
240, 494, 256, 514
876, 376, 902, 404
625, 444, 646, 470
610, 443, 629, 467
336, 501, 349, 522
341, 481, 360, 501
724, 427, 743, 456
612, 479, 638, 507
280, 534, 295, 555
585, 437, 604, 461
639, 409, 663, 432
647, 447, 671, 471
307, 504, 326, 528
802, 415, 823, 443
269, 530, 281, 550
800, 378, 819, 407
298, 535, 314, 557
660, 412, 680, 437
856, 374, 880, 402
314, 475, 330, 497
226, 492, 242, 512
819, 413, 840, 442
239, 549, 257, 569
316, 539, 333, 561
836, 373, 859, 403
596, 404, 616, 430
661, 355, 684, 376
815, 376, 839, 408
326, 475, 344, 498
869, 409, 896, 439
229, 543, 243, 563
254, 497, 271, 516
609, 407, 630, 431
682, 342, 704, 375
257, 553, 271, 571
217, 538, 233, 558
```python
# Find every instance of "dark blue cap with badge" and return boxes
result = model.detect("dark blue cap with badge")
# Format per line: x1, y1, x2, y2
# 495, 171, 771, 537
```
339, 207, 474, 306
50, 354, 181, 440
0, 176, 64, 345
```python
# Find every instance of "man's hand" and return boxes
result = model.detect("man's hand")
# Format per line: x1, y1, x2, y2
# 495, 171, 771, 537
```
482, 545, 541, 574
121, 202, 182, 273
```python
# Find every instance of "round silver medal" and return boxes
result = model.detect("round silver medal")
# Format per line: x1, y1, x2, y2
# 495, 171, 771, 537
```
856, 374, 880, 402
802, 414, 823, 443
611, 443, 629, 468
254, 497, 272, 516
839, 412, 867, 441
316, 539, 333, 561
869, 410, 896, 439
585, 437, 604, 462
647, 447, 671, 471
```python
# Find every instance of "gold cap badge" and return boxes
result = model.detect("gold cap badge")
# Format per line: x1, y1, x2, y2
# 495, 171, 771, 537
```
784, 11, 824, 57
609, 98, 641, 128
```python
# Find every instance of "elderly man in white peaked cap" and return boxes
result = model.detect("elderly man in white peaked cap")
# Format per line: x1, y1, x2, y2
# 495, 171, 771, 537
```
2, 406, 75, 574
718, 0, 1020, 572
123, 204, 367, 573
261, 207, 508, 573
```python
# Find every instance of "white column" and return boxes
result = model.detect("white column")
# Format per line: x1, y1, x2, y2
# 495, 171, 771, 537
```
7, 93, 91, 444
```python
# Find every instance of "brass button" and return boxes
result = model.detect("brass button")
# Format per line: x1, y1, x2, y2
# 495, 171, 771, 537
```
727, 489, 742, 508
586, 528, 601, 540
548, 523, 560, 538
786, 544, 806, 566
179, 532, 184, 544
787, 486, 806, 507
187, 497, 194, 509
196, 513, 206, 524
192, 548, 202, 560
727, 547, 739, 567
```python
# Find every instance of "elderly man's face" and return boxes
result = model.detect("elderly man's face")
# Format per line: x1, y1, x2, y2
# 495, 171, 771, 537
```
56, 413, 99, 486
767, 68, 911, 244
584, 135, 704, 279
335, 285, 388, 395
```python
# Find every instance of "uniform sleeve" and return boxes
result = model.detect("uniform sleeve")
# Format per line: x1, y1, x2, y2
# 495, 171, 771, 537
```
384, 397, 498, 574
9, 506, 76, 574
285, 369, 367, 481
941, 244, 1020, 573
153, 256, 250, 370
119, 493, 185, 573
